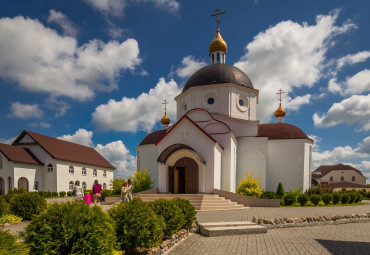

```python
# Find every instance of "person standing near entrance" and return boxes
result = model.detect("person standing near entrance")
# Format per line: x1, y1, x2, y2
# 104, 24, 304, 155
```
92, 180, 102, 206
73, 180, 84, 200
121, 182, 129, 202
127, 179, 134, 201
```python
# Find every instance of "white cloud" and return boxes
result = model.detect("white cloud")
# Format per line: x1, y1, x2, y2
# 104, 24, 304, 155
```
0, 136, 16, 145
308, 134, 321, 151
9, 102, 43, 119
29, 122, 51, 129
176, 56, 206, 79
58, 128, 94, 147
328, 69, 370, 96
45, 96, 71, 117
92, 77, 181, 132
285, 94, 311, 111
358, 136, 370, 154
234, 10, 355, 122
0, 16, 141, 101
337, 51, 370, 69
47, 9, 78, 36
96, 140, 136, 178
313, 93, 370, 131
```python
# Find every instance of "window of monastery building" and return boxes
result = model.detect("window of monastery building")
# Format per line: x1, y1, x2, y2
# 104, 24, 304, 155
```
103, 170, 107, 178
352, 176, 355, 181
103, 183, 106, 190
47, 164, 53, 173
69, 181, 74, 190
69, 166, 74, 174
341, 176, 344, 182
82, 167, 86, 176
93, 169, 97, 177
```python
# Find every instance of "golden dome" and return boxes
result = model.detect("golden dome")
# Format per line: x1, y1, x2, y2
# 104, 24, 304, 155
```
161, 114, 170, 125
209, 30, 227, 55
274, 105, 286, 118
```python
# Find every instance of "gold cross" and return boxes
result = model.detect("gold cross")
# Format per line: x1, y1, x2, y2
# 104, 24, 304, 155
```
211, 7, 225, 30
162, 99, 168, 115
276, 89, 285, 104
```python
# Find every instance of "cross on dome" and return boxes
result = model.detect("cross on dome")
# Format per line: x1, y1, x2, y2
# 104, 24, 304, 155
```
275, 89, 286, 122
161, 99, 170, 129
209, 7, 227, 63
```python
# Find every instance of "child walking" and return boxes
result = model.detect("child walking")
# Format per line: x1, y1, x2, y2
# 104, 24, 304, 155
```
121, 182, 129, 202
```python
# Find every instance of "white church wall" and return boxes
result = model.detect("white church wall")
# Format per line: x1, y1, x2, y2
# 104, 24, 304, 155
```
213, 147, 222, 190
213, 115, 258, 137
229, 86, 258, 121
137, 145, 160, 187
303, 143, 312, 191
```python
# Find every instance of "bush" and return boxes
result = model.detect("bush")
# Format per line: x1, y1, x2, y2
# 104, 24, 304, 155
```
9, 192, 47, 220
110, 178, 126, 195
0, 229, 29, 255
52, 191, 58, 197
101, 189, 112, 202
0, 214, 23, 224
260, 191, 277, 199
355, 193, 363, 203
333, 192, 341, 204
283, 193, 296, 206
310, 194, 321, 206
276, 182, 285, 198
25, 202, 116, 254
132, 168, 155, 193
5, 188, 27, 202
306, 187, 327, 196
297, 194, 309, 206
366, 191, 370, 199
108, 198, 165, 250
59, 191, 66, 197
322, 193, 333, 205
0, 196, 9, 216
67, 191, 73, 197
236, 173, 263, 198
341, 193, 350, 204
171, 198, 196, 228
348, 192, 357, 204
38, 191, 46, 198
149, 199, 185, 236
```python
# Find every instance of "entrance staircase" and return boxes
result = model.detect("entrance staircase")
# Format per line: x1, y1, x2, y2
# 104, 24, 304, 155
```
134, 194, 245, 211
198, 221, 267, 236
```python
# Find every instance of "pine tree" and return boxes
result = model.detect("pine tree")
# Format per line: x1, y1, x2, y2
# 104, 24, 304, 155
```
276, 182, 285, 198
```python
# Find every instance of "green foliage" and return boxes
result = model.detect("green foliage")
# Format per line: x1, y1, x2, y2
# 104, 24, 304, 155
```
0, 196, 9, 217
52, 192, 58, 197
297, 194, 309, 206
260, 191, 277, 199
306, 187, 327, 196
131, 168, 155, 193
332, 192, 342, 204
5, 188, 27, 202
25, 201, 116, 255
283, 193, 296, 206
366, 191, 370, 199
59, 191, 66, 197
108, 198, 165, 250
0, 214, 23, 224
171, 198, 196, 229
348, 192, 357, 204
0, 229, 29, 255
9, 192, 47, 220
310, 194, 321, 206
355, 193, 363, 203
110, 178, 126, 195
101, 189, 112, 202
67, 191, 73, 197
341, 193, 350, 204
148, 199, 185, 236
276, 182, 285, 198
321, 193, 333, 205
236, 173, 263, 198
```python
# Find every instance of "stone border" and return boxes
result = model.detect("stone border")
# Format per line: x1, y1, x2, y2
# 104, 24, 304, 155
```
213, 189, 280, 207
252, 213, 370, 229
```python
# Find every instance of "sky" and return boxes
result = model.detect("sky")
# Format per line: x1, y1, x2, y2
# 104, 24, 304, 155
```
0, 0, 370, 183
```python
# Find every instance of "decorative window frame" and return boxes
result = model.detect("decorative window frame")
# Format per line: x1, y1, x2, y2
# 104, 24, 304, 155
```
69, 166, 74, 175
93, 169, 97, 177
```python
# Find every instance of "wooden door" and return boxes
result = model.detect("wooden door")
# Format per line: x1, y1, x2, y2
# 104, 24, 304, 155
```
168, 167, 174, 193
185, 159, 198, 194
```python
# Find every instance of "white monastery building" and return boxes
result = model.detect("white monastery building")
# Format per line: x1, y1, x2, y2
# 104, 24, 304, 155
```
0, 130, 115, 194
137, 17, 314, 194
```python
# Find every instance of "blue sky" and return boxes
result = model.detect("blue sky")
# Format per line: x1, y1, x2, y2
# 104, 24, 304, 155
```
0, 0, 370, 182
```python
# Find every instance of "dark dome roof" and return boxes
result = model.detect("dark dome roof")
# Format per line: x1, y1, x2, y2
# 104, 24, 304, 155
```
183, 64, 254, 92
257, 123, 310, 140
139, 130, 166, 146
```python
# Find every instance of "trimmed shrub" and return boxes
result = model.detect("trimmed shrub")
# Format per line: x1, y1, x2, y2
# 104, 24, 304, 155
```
38, 191, 46, 198
101, 189, 112, 202
0, 196, 9, 216
59, 191, 66, 197
306, 187, 326, 196
5, 188, 27, 202
297, 194, 309, 206
9, 192, 47, 220
283, 193, 296, 206
148, 199, 185, 236
108, 198, 165, 250
366, 191, 370, 199
355, 193, 363, 203
25, 202, 116, 254
333, 192, 341, 204
132, 168, 155, 193
0, 229, 29, 255
67, 191, 73, 197
322, 193, 333, 205
171, 198, 196, 228
52, 191, 58, 197
310, 194, 321, 206
236, 173, 263, 198
341, 193, 350, 204
276, 182, 285, 198
348, 192, 357, 204
260, 191, 277, 199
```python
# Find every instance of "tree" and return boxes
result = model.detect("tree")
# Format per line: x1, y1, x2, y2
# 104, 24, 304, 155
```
110, 177, 126, 195
276, 182, 285, 198
131, 168, 154, 193
236, 173, 263, 198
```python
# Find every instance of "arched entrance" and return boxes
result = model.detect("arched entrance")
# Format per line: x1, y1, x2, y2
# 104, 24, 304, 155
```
18, 177, 29, 191
0, 177, 4, 195
168, 157, 199, 194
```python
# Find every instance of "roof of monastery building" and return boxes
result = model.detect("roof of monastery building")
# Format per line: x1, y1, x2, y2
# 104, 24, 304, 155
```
257, 123, 310, 140
182, 64, 254, 92
12, 130, 115, 169
139, 130, 167, 146
313, 163, 364, 177
329, 181, 368, 188
0, 143, 42, 165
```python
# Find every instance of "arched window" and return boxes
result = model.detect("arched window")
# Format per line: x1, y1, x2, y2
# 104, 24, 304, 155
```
82, 167, 86, 176
0, 156, 3, 169
47, 164, 53, 173
82, 182, 86, 190
103, 170, 107, 178
330, 176, 333, 182
69, 181, 74, 190
103, 183, 106, 190
34, 181, 39, 191
341, 176, 344, 182
69, 166, 74, 174
8, 177, 12, 190
352, 176, 355, 182
93, 169, 97, 177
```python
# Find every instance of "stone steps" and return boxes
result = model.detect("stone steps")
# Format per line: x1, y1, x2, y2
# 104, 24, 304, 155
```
199, 221, 267, 237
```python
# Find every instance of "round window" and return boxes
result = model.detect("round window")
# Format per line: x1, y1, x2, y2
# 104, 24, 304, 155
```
207, 97, 215, 105
239, 99, 245, 106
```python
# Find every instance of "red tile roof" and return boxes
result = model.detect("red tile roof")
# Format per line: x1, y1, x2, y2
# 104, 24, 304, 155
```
257, 123, 310, 140
330, 182, 368, 188
0, 143, 42, 165
13, 131, 115, 169
139, 130, 167, 146
313, 164, 364, 177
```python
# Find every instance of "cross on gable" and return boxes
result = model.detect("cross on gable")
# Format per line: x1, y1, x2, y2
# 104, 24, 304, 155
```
211, 7, 225, 30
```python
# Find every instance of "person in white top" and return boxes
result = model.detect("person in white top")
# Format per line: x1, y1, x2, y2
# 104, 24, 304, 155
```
73, 180, 84, 201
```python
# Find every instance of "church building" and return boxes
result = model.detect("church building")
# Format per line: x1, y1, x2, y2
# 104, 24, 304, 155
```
137, 12, 313, 194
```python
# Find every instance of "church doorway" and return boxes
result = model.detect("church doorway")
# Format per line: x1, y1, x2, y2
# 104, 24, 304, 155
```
168, 157, 199, 194
18, 177, 29, 191
0, 177, 4, 195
